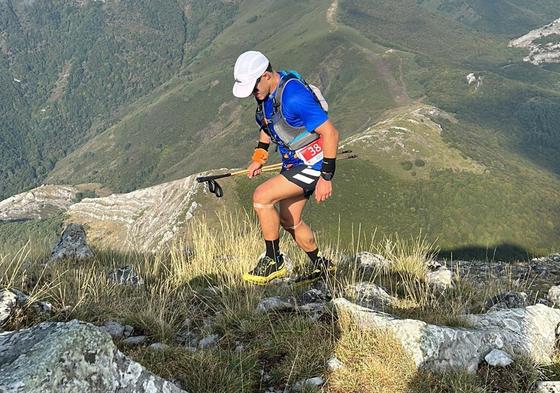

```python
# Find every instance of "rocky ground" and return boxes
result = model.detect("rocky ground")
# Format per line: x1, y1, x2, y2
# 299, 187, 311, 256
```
0, 225, 560, 393
0, 174, 208, 252
509, 18, 560, 65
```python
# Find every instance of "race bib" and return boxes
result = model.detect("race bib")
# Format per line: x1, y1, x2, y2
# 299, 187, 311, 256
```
296, 137, 323, 166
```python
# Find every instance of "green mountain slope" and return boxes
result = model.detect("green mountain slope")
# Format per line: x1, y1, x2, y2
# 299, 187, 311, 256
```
0, 0, 237, 199
47, 0, 400, 192
417, 0, 560, 35
3, 0, 560, 255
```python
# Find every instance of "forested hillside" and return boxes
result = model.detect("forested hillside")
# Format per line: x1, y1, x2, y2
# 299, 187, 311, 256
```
2, 0, 560, 255
0, 0, 237, 199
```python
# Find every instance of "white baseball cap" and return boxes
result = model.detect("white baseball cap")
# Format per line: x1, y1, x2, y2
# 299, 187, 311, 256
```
233, 51, 269, 98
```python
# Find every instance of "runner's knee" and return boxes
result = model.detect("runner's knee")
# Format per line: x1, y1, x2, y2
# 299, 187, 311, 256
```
253, 186, 273, 205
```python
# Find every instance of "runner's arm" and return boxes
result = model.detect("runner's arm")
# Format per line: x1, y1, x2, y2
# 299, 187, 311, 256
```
314, 120, 339, 159
258, 129, 272, 145
248, 129, 272, 178
313, 120, 338, 202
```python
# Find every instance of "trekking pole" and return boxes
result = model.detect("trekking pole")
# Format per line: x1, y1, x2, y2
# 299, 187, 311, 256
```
197, 150, 356, 198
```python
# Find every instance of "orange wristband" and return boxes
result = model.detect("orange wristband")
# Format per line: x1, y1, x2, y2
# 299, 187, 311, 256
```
252, 148, 269, 165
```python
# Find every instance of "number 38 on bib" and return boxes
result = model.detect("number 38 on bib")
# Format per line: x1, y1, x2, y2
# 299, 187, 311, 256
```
296, 137, 324, 166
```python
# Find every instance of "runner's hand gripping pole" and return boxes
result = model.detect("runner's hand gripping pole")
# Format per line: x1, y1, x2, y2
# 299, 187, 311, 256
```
196, 163, 284, 198
196, 150, 356, 198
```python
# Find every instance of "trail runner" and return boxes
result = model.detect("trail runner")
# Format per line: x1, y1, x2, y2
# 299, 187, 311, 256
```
232, 50, 340, 285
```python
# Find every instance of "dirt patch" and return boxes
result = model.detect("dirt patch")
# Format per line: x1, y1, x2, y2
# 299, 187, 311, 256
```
327, 0, 338, 31
48, 62, 72, 102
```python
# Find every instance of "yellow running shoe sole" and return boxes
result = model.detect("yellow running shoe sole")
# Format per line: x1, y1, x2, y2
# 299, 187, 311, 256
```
242, 266, 288, 285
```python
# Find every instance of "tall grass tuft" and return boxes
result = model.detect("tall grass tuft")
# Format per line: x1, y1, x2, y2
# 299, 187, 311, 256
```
0, 210, 554, 392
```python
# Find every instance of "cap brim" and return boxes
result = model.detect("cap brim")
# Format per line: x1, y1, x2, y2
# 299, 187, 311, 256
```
233, 80, 255, 98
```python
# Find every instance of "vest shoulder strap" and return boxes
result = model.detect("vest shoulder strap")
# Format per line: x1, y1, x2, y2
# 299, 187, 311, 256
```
273, 71, 327, 114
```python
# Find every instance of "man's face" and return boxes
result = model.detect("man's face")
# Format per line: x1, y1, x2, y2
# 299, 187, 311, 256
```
252, 73, 268, 101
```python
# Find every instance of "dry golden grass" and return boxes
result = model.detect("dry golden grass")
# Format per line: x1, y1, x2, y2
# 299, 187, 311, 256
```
0, 210, 553, 392
326, 310, 417, 393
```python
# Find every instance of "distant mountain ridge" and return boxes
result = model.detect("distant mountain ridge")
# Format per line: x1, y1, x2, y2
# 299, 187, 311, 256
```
0, 0, 237, 200
2, 0, 560, 254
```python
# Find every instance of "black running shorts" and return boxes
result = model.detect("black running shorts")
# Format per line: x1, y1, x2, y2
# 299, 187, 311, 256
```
281, 165, 321, 199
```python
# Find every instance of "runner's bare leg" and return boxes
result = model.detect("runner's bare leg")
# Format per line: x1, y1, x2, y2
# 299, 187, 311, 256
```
279, 195, 317, 252
252, 174, 306, 241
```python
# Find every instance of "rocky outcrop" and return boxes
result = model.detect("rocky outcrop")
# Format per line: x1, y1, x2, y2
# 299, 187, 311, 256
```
0, 185, 77, 222
0, 289, 52, 330
509, 18, 560, 65
448, 257, 560, 297
49, 224, 94, 262
0, 291, 19, 329
338, 104, 485, 180
107, 266, 144, 287
0, 173, 205, 252
333, 298, 560, 373
68, 175, 201, 251
347, 282, 395, 310
0, 320, 186, 393
466, 73, 482, 90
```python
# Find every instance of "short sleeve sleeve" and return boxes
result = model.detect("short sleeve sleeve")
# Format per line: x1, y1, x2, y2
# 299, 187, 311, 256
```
281, 80, 328, 132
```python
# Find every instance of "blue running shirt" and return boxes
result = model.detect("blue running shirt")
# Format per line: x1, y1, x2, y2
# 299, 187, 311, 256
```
256, 71, 329, 170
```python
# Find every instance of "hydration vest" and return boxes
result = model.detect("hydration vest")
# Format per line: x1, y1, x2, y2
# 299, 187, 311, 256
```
256, 71, 328, 151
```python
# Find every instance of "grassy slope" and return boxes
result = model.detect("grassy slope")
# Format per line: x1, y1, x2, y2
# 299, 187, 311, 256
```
233, 0, 560, 256
42, 0, 560, 255
47, 0, 397, 191
1, 214, 554, 393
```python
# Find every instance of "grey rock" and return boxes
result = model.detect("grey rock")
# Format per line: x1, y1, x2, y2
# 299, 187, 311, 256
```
234, 342, 244, 353
181, 318, 192, 329
148, 343, 169, 351
256, 296, 296, 313
333, 298, 560, 373
426, 267, 453, 290
348, 282, 394, 309
122, 335, 147, 346
0, 289, 52, 328
101, 320, 125, 339
292, 376, 325, 391
188, 337, 199, 348
123, 325, 134, 337
0, 320, 186, 392
356, 252, 392, 270
484, 349, 513, 367
198, 334, 219, 349
326, 357, 344, 371
427, 259, 443, 271
107, 266, 144, 287
49, 224, 93, 262
447, 258, 560, 301
301, 288, 327, 304
169, 379, 184, 391
175, 330, 194, 346
548, 285, 560, 306
485, 292, 527, 312
298, 303, 326, 321
532, 253, 560, 264
0, 290, 17, 327
536, 381, 560, 393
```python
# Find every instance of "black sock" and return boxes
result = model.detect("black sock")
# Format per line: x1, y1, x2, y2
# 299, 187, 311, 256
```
306, 248, 319, 263
265, 239, 281, 264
